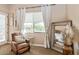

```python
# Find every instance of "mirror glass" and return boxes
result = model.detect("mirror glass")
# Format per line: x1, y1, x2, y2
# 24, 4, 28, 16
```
54, 26, 65, 52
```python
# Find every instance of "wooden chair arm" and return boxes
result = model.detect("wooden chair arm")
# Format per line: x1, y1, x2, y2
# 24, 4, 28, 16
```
11, 41, 18, 47
25, 40, 30, 43
12, 41, 17, 44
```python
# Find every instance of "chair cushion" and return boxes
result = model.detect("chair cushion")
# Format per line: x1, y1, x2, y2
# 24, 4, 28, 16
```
18, 47, 29, 54
15, 35, 25, 43
17, 43, 29, 50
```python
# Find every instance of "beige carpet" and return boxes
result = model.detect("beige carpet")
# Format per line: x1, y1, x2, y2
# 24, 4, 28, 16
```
0, 44, 62, 55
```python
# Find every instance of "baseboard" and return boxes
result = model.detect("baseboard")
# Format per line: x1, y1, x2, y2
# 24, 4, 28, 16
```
0, 41, 8, 45
30, 43, 45, 47
7, 41, 45, 48
7, 41, 11, 44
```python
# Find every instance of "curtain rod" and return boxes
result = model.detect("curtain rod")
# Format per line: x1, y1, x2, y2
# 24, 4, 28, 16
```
18, 4, 56, 9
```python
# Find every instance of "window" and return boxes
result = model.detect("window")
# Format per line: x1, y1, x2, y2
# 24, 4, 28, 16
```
0, 14, 6, 42
22, 12, 45, 34
33, 12, 45, 32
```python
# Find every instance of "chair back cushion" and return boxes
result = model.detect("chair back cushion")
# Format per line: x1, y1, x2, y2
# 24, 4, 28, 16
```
15, 35, 25, 43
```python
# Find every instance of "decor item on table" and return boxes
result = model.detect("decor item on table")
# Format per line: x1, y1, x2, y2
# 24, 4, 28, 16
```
63, 23, 74, 55
64, 24, 74, 45
11, 33, 30, 54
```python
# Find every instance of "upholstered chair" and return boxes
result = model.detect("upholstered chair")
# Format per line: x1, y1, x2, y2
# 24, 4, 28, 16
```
11, 33, 30, 54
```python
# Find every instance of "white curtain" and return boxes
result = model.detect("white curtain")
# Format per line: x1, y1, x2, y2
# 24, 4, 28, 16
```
41, 5, 52, 48
16, 8, 26, 33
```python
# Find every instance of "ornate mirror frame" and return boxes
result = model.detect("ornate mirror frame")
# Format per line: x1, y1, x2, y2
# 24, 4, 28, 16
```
50, 20, 72, 53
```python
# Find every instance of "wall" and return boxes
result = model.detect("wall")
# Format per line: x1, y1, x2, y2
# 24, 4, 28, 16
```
51, 4, 67, 22
67, 5, 79, 41
0, 5, 9, 13
8, 4, 67, 47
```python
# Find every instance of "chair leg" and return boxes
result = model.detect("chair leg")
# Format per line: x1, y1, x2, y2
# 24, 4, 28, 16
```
28, 47, 31, 53
11, 48, 13, 51
16, 52, 18, 55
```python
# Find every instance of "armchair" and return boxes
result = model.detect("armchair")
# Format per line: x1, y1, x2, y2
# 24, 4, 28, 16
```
11, 33, 30, 54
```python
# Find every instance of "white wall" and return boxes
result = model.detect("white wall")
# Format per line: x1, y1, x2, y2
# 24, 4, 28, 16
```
67, 5, 79, 30
0, 5, 9, 13
51, 4, 67, 22
67, 5, 79, 41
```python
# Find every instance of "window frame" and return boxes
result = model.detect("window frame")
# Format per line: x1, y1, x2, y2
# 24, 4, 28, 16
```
23, 11, 45, 33
0, 12, 8, 44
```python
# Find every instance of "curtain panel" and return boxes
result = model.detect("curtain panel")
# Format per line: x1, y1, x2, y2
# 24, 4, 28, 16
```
41, 5, 52, 48
16, 8, 26, 32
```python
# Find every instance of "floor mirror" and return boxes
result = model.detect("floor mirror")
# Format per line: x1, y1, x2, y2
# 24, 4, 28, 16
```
50, 20, 72, 53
